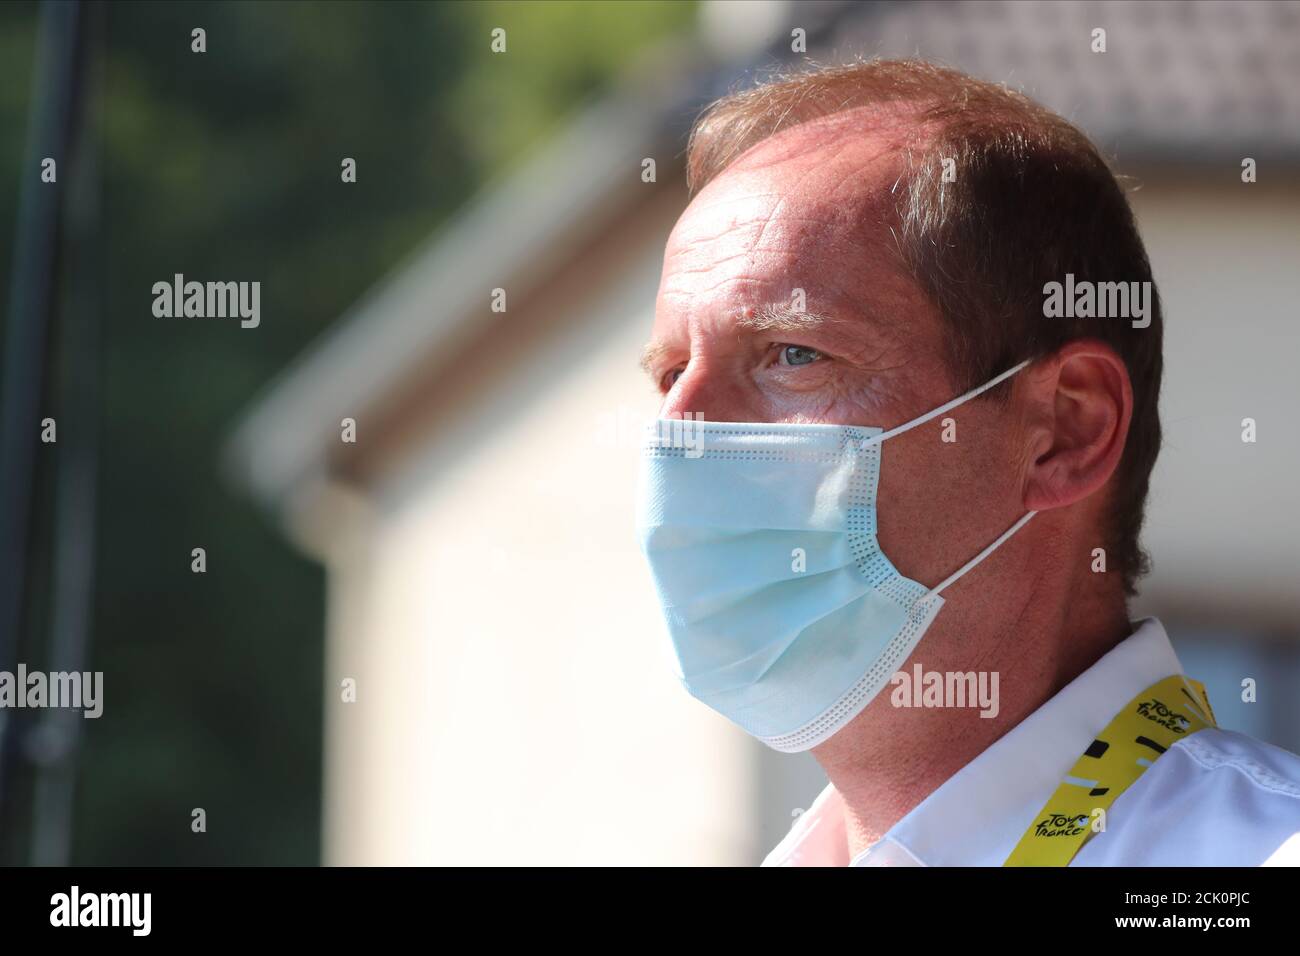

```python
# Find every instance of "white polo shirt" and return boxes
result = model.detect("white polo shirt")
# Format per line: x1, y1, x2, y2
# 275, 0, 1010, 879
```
763, 618, 1300, 866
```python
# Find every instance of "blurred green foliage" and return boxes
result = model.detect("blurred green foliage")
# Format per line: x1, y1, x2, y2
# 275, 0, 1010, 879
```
0, 0, 694, 864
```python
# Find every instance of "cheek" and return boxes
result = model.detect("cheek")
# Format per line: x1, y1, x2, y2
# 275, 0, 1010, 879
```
741, 365, 841, 423
874, 417, 1020, 586
875, 435, 948, 583
758, 368, 895, 425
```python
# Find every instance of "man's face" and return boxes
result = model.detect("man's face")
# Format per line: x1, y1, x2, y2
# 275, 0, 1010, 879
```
642, 114, 1030, 591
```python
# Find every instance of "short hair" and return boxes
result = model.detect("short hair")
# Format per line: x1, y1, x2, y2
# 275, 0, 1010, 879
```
687, 58, 1162, 596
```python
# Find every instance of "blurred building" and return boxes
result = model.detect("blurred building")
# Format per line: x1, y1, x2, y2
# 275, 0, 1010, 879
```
226, 0, 1300, 865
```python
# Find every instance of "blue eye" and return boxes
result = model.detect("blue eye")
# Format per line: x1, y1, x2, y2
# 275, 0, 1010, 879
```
778, 345, 822, 367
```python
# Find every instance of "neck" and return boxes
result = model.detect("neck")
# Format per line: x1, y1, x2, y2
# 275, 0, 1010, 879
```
811, 554, 1131, 862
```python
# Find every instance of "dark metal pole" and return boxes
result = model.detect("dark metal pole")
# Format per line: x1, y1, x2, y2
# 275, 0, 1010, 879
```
30, 0, 101, 866
0, 0, 88, 820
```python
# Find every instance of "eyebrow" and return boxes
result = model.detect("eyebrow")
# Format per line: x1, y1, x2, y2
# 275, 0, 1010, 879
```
735, 303, 841, 334
638, 341, 676, 380
638, 304, 849, 381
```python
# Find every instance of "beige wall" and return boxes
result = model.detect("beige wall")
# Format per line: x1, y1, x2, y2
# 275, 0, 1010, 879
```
1128, 173, 1300, 629
319, 207, 760, 865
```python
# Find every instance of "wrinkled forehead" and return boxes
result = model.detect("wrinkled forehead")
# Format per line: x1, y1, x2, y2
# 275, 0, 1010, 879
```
652, 107, 948, 367
666, 108, 921, 263
663, 127, 927, 325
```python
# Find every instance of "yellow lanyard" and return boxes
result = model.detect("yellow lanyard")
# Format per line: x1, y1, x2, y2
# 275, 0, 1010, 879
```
1004, 674, 1217, 867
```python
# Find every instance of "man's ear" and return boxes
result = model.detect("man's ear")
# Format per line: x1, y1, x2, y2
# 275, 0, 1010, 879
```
1022, 339, 1133, 513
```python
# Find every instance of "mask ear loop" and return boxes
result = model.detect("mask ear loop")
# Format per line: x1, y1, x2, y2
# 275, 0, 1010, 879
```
861, 358, 1034, 448
856, 357, 1038, 602
929, 510, 1037, 597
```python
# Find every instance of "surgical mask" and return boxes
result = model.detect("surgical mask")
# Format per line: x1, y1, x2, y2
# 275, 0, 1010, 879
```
635, 360, 1036, 752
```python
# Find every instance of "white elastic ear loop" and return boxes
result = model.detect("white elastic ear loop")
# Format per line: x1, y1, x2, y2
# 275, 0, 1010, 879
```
930, 510, 1037, 596
863, 358, 1033, 448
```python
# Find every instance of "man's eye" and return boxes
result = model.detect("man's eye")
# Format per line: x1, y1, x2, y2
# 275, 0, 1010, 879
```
777, 345, 823, 367
663, 367, 684, 390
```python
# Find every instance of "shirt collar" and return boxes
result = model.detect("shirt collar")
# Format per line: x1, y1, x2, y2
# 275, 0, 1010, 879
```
762, 617, 1184, 867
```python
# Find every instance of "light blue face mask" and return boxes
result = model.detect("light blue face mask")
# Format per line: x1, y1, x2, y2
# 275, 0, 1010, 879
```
635, 360, 1036, 752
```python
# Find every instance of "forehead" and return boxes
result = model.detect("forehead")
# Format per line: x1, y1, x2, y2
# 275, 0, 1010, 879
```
657, 112, 923, 324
